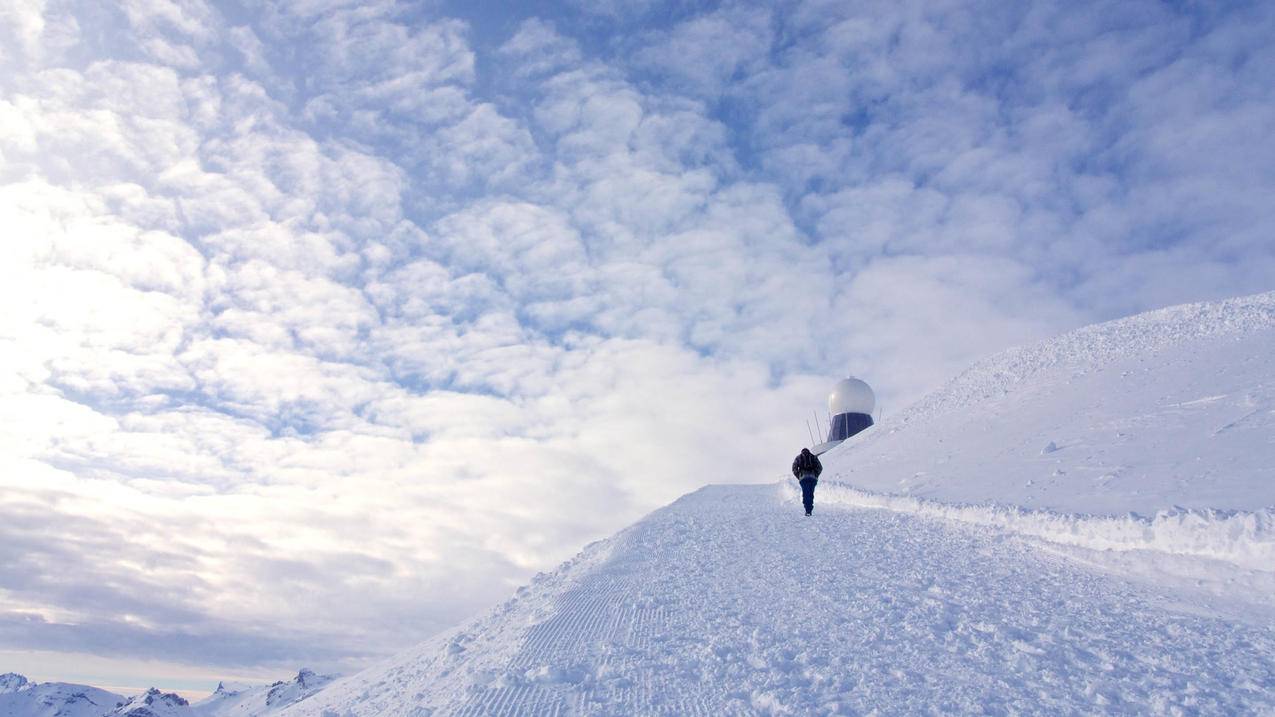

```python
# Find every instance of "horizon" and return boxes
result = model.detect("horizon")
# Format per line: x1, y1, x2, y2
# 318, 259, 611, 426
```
3, 0, 1275, 696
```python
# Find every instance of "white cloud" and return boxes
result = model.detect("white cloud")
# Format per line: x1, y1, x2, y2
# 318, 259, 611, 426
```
264, 5, 474, 130
0, 0, 80, 71
631, 5, 772, 99
116, 0, 219, 71
420, 104, 537, 186
2, 0, 1274, 690
498, 18, 582, 79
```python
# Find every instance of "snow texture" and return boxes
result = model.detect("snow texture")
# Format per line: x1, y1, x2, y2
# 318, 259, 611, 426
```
278, 485, 1275, 715
822, 290, 1275, 515
797, 480, 1274, 572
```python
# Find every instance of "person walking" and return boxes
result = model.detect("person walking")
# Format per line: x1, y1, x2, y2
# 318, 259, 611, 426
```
791, 447, 823, 516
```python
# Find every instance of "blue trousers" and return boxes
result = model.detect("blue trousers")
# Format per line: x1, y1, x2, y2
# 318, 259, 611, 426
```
799, 476, 818, 514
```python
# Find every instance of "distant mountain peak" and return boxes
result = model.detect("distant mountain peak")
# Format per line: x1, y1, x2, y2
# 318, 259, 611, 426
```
0, 668, 337, 717
108, 687, 189, 717
0, 672, 30, 693
264, 668, 336, 708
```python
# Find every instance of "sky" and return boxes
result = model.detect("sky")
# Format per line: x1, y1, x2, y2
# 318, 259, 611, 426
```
2, 0, 1274, 696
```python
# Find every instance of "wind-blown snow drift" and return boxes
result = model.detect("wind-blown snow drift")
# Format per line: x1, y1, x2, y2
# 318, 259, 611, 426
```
789, 480, 1274, 571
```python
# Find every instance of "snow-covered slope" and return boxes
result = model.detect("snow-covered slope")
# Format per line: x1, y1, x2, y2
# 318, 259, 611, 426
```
281, 486, 1275, 715
0, 677, 122, 717
275, 291, 1275, 715
822, 290, 1275, 514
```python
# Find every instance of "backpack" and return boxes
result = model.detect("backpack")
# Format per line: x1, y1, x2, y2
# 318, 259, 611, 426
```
793, 451, 822, 478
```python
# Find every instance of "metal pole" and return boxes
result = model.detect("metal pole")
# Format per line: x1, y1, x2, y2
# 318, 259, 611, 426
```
813, 410, 824, 442
805, 420, 816, 446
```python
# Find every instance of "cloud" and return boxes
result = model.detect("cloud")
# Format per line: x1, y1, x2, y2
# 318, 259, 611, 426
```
498, 18, 582, 79
419, 104, 537, 186
631, 5, 772, 99
0, 0, 80, 70
2, 0, 1274, 690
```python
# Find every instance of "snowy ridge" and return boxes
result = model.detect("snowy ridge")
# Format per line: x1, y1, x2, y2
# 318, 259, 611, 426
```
0, 678, 122, 717
820, 290, 1275, 515
895, 290, 1275, 425
0, 673, 30, 693
191, 669, 336, 716
276, 539, 620, 717
278, 485, 1275, 715
783, 480, 1275, 571
107, 688, 189, 717
0, 671, 333, 717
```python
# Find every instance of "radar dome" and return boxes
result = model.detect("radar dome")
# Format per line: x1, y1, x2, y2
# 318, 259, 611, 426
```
828, 377, 875, 416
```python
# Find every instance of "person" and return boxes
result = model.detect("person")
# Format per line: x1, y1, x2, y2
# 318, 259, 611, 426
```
791, 447, 823, 516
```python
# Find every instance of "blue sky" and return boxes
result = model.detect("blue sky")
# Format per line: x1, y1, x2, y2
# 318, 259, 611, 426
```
1, 0, 1273, 695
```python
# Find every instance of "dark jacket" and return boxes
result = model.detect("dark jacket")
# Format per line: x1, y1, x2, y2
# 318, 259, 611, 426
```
791, 449, 822, 479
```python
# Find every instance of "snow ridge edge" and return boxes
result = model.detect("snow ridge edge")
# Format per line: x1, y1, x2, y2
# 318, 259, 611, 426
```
781, 480, 1275, 571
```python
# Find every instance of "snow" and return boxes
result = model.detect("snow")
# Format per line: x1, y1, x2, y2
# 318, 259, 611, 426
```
0, 675, 29, 694
0, 670, 334, 717
797, 481, 1275, 571
278, 485, 1275, 715
106, 689, 189, 717
191, 670, 335, 717
821, 290, 1275, 515
0, 680, 122, 717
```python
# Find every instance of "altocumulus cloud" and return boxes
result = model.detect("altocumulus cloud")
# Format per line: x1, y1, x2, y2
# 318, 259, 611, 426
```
1, 0, 1273, 685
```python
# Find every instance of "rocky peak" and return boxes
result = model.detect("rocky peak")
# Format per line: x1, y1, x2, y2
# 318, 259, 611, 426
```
0, 672, 30, 693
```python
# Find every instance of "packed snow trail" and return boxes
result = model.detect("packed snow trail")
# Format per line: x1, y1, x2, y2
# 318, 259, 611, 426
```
284, 485, 1275, 716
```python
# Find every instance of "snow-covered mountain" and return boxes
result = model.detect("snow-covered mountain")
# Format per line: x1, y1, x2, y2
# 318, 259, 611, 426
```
0, 674, 30, 694
0, 670, 333, 717
0, 675, 122, 717
189, 670, 335, 717
106, 689, 189, 717
277, 291, 1275, 714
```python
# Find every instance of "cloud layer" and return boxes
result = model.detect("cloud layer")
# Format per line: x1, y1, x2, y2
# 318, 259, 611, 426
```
2, 0, 1273, 686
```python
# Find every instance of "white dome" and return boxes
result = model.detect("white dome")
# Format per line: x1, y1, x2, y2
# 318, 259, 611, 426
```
828, 377, 875, 416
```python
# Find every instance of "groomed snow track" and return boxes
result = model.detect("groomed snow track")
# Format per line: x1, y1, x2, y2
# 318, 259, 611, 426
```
285, 484, 1275, 716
